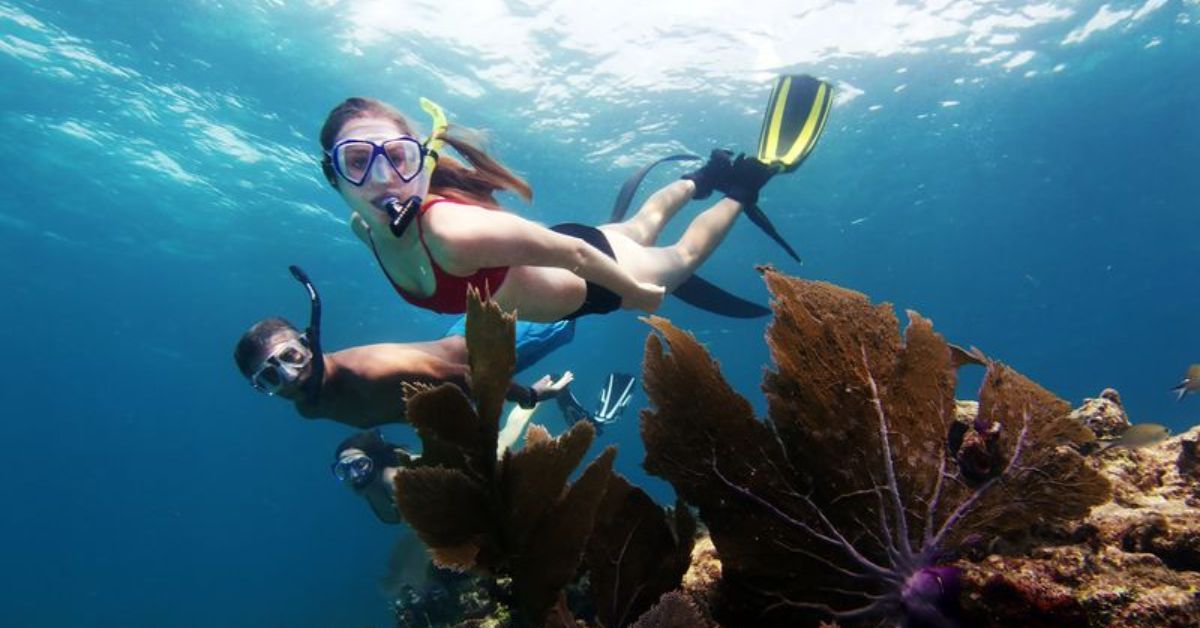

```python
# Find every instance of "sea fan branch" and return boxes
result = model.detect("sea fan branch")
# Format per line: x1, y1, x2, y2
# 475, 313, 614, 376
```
861, 346, 917, 565
711, 457, 899, 582
930, 410, 1031, 551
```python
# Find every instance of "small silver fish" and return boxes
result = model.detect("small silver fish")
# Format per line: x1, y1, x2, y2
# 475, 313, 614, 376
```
1172, 364, 1200, 401
1099, 423, 1171, 451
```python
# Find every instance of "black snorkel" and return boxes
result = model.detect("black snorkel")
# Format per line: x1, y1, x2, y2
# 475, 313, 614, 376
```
289, 265, 324, 406
379, 195, 422, 238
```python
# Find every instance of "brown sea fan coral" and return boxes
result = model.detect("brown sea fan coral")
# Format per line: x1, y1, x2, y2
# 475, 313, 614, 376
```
584, 474, 696, 627
394, 289, 616, 625
640, 269, 1111, 626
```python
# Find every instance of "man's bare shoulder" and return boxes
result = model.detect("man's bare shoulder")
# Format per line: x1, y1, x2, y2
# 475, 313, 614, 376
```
330, 342, 464, 382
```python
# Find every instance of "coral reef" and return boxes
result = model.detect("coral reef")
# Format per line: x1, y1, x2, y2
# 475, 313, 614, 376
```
639, 268, 1111, 626
956, 423, 1200, 626
1084, 425, 1200, 571
583, 474, 696, 627
394, 290, 616, 626
680, 534, 721, 617
875, 411, 1200, 625
1069, 389, 1131, 440
383, 271, 1200, 627
627, 591, 712, 628
392, 290, 696, 628
390, 569, 512, 628
958, 544, 1200, 627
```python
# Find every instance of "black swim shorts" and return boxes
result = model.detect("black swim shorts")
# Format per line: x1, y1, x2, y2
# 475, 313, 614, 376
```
549, 222, 622, 320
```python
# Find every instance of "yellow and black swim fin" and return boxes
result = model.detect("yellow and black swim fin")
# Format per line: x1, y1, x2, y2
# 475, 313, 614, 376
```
757, 74, 833, 173
741, 74, 833, 262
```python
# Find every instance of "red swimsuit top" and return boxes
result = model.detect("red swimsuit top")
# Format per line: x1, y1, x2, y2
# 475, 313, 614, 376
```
373, 198, 509, 315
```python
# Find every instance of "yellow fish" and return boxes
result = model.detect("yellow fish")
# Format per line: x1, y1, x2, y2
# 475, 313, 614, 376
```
1171, 364, 1200, 401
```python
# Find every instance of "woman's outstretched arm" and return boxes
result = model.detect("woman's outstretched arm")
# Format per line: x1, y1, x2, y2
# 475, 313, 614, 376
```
425, 202, 664, 312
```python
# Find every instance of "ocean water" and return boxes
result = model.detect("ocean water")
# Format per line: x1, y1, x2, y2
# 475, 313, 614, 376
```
1, 1, 1197, 626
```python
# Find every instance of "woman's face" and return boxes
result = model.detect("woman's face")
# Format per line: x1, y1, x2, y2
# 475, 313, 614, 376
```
332, 115, 431, 219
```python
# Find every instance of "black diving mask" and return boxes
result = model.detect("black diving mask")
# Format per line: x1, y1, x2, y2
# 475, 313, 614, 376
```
332, 453, 376, 489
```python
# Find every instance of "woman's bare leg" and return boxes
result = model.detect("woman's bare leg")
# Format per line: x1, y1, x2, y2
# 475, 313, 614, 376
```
601, 180, 695, 246
602, 197, 743, 292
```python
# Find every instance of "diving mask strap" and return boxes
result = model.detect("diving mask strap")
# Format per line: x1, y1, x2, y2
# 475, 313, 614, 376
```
289, 265, 324, 405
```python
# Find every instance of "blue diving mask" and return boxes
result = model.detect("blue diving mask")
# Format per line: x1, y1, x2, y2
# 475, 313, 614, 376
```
328, 136, 427, 187
326, 98, 449, 238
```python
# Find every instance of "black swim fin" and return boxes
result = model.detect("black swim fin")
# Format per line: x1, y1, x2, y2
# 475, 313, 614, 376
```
611, 154, 771, 319
744, 203, 801, 262
555, 384, 594, 430
610, 153, 701, 222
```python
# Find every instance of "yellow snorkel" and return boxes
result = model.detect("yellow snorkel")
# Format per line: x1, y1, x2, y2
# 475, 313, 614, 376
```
419, 96, 448, 176
380, 97, 449, 238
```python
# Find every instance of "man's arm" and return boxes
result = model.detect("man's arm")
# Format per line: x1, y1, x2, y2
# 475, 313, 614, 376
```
505, 372, 574, 408
496, 372, 573, 453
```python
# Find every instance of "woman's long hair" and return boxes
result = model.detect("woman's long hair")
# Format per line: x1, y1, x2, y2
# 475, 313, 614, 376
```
319, 97, 532, 208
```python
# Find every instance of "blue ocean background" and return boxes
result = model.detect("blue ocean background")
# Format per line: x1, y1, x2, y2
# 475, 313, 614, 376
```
2, 1, 1197, 625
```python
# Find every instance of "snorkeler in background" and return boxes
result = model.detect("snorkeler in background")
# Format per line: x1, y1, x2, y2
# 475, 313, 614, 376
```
332, 400, 544, 523
233, 266, 574, 429
331, 430, 413, 523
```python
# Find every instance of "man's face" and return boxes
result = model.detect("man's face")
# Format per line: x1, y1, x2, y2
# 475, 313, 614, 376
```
248, 329, 313, 398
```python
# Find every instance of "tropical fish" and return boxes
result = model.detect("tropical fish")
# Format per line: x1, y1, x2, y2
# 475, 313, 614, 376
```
1171, 364, 1200, 401
1098, 423, 1171, 451
948, 343, 987, 369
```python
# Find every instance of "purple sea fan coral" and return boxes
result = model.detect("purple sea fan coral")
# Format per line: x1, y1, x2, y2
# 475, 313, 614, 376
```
639, 269, 1110, 627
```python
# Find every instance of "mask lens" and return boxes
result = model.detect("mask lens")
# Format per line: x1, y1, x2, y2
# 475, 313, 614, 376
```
258, 367, 282, 387
250, 363, 284, 394
334, 141, 376, 185
277, 346, 305, 365
382, 138, 422, 181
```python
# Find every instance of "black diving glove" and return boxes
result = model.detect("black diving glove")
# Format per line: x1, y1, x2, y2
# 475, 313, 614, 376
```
681, 148, 734, 200
719, 153, 776, 207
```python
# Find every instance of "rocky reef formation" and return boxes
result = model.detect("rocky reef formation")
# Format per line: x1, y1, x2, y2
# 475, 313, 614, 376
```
953, 418, 1200, 626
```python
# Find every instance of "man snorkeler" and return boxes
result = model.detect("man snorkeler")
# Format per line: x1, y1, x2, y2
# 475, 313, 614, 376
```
234, 266, 631, 430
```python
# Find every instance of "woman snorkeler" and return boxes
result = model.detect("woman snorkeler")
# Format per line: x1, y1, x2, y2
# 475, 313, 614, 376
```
318, 96, 787, 323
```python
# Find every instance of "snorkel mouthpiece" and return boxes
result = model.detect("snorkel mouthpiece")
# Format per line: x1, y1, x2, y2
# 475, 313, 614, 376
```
379, 195, 421, 238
